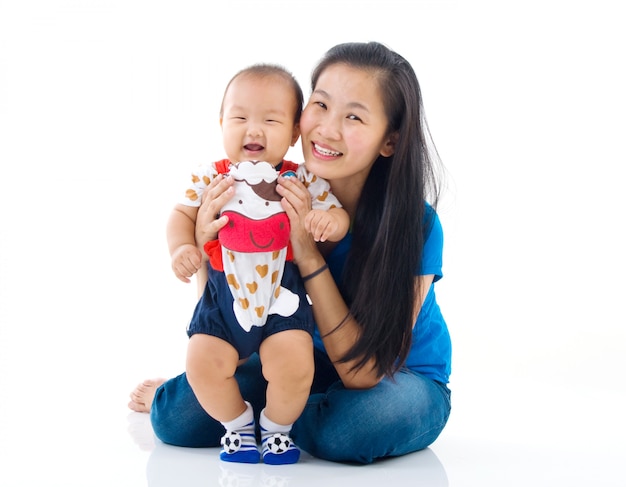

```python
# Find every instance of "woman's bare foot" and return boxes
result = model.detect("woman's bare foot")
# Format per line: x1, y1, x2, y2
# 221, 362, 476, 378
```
128, 378, 166, 413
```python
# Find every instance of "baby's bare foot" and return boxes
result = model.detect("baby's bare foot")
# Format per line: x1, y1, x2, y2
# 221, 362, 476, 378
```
128, 378, 166, 413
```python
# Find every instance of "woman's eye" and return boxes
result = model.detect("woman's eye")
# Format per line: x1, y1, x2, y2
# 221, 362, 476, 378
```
347, 114, 362, 122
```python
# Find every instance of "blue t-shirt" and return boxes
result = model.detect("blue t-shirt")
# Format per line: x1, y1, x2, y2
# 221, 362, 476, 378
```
315, 205, 452, 384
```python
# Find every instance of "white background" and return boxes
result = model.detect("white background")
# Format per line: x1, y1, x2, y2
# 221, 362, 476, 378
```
1, 0, 625, 485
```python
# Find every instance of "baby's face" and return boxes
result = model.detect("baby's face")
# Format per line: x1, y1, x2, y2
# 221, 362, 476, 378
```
221, 74, 300, 166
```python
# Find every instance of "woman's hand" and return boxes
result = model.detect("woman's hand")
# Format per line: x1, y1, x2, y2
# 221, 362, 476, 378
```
277, 175, 320, 269
194, 174, 235, 247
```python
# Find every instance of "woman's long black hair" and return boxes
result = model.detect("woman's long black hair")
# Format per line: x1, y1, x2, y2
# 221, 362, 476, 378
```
311, 42, 443, 378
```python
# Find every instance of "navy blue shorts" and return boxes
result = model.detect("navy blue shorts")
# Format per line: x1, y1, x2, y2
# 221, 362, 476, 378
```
187, 261, 314, 359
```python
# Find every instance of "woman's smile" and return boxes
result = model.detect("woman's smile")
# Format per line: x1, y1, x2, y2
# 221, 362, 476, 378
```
312, 142, 343, 159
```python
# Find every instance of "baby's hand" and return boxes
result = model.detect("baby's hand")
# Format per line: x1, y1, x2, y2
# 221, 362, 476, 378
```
305, 210, 340, 242
171, 244, 202, 283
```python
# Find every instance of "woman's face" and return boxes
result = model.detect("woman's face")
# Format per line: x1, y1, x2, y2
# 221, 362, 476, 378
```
299, 64, 395, 185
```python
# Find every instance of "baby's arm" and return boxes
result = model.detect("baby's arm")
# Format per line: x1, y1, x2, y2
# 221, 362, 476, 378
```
168, 162, 223, 284
167, 204, 202, 283
294, 163, 350, 242
305, 206, 350, 243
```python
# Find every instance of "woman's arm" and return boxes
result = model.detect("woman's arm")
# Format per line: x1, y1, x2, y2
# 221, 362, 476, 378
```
303, 269, 434, 389
279, 177, 436, 388
278, 177, 381, 389
195, 264, 208, 299
304, 262, 381, 389
413, 275, 435, 326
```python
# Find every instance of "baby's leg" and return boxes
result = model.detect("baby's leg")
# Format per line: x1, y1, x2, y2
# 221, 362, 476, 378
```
186, 334, 244, 421
258, 330, 314, 464
260, 330, 314, 423
186, 334, 260, 463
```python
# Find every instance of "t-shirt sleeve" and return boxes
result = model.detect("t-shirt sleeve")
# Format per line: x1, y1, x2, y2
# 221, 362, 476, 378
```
419, 207, 444, 281
296, 164, 343, 211
179, 163, 219, 207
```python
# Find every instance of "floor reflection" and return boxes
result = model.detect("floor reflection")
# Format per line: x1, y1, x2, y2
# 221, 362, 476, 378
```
128, 412, 448, 487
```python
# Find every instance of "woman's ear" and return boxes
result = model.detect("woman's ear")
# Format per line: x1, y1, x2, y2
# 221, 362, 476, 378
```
379, 132, 399, 157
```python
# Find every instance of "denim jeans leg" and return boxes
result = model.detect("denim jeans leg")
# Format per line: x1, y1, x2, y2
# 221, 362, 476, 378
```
150, 353, 268, 447
291, 369, 451, 464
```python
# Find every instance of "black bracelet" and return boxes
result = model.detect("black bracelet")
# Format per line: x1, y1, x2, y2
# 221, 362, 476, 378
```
321, 311, 351, 338
301, 263, 329, 282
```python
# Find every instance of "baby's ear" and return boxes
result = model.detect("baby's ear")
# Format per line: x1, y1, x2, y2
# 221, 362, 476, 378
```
290, 123, 301, 146
380, 131, 399, 157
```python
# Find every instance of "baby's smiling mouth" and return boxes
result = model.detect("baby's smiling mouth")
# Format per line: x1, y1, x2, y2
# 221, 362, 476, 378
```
244, 143, 264, 151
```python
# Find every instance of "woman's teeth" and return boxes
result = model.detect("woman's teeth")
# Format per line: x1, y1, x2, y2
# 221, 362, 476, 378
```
314, 143, 341, 157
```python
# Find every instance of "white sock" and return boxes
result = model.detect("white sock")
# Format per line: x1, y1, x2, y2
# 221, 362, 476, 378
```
259, 409, 292, 435
259, 408, 300, 464
219, 401, 259, 463
222, 401, 255, 432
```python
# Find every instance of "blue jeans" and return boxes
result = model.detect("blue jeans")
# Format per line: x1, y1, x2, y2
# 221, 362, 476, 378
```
150, 349, 451, 464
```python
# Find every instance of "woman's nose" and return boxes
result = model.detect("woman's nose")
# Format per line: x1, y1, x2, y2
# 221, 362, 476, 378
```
316, 115, 341, 140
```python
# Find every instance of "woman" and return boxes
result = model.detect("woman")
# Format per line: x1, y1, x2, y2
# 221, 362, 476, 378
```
129, 41, 451, 464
